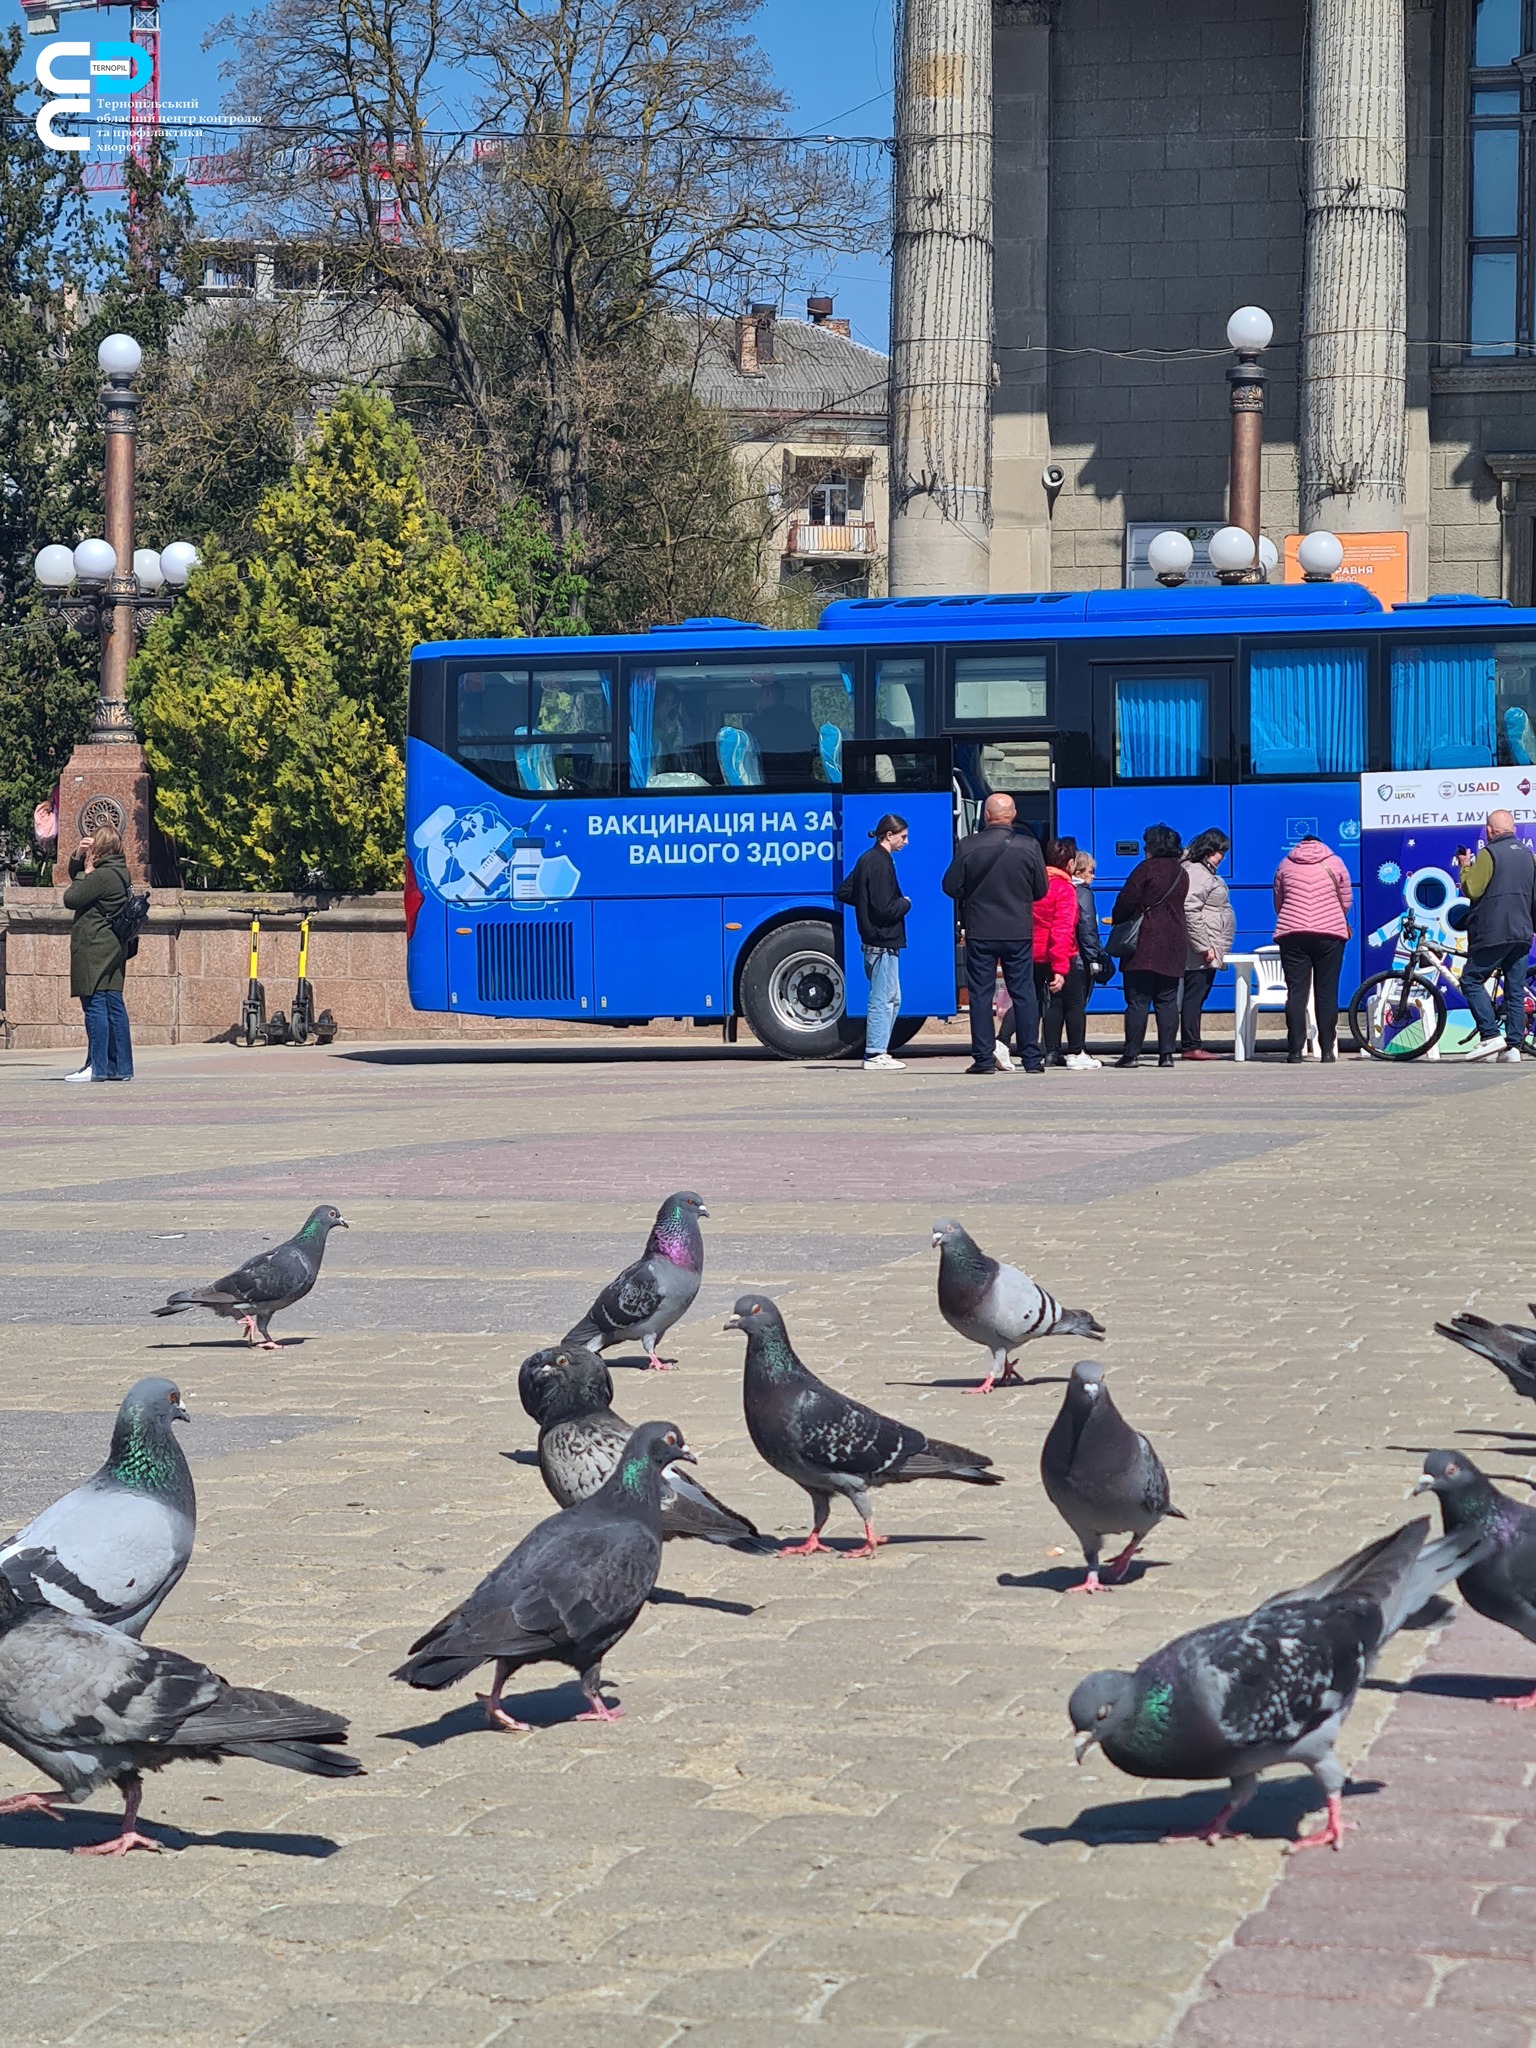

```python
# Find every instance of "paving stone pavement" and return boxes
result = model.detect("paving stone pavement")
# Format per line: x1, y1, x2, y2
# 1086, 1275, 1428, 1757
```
1, 1036, 1535, 2046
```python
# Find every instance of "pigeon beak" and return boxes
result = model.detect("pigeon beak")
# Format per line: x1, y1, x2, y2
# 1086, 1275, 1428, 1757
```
697, 1204, 710, 1220
723, 1314, 742, 1331
665, 1445, 699, 1470
1409, 1476, 1434, 1497
930, 1230, 943, 1249
1073, 1729, 1099, 1764
172, 1401, 190, 1424
336, 1217, 351, 1229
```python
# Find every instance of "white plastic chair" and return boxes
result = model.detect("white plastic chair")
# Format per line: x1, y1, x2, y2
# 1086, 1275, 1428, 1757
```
1234, 946, 1319, 1061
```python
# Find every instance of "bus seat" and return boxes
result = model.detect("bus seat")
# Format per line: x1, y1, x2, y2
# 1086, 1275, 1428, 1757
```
1427, 745, 1492, 768
1504, 706, 1536, 765
717, 726, 764, 787
515, 744, 559, 791
818, 722, 844, 784
646, 771, 710, 789
1252, 745, 1319, 777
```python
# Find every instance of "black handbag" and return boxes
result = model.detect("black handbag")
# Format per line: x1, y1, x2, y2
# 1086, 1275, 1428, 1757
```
1104, 872, 1182, 961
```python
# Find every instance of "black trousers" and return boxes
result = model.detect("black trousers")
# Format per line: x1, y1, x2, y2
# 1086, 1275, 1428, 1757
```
1123, 969, 1179, 1060
1179, 964, 1216, 1050
967, 939, 1039, 1068
1277, 931, 1345, 1054
1043, 958, 1089, 1058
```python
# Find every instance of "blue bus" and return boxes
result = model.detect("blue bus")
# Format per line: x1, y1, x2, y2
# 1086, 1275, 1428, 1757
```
405, 584, 1536, 1055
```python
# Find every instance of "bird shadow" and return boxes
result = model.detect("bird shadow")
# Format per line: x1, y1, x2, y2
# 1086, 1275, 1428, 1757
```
145, 1338, 308, 1352
647, 1587, 756, 1616
1372, 1668, 1535, 1704
608, 1354, 679, 1374
885, 1374, 1069, 1392
1455, 1427, 1536, 1444
0, 1813, 339, 1857
1022, 1776, 1382, 1849
499, 1449, 541, 1469
381, 1683, 604, 1748
997, 1560, 1172, 1594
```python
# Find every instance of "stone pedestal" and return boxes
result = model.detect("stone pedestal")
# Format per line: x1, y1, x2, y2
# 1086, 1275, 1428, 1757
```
55, 739, 153, 883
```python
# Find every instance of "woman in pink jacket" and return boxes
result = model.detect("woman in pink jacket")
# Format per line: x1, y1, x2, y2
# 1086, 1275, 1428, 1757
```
1272, 836, 1353, 1062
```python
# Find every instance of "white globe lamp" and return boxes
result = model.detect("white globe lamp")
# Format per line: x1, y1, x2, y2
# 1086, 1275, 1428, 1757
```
159, 541, 201, 587
1207, 525, 1257, 579
1226, 305, 1274, 354
1297, 529, 1345, 581
1257, 535, 1279, 579
72, 537, 117, 584
97, 333, 143, 379
1146, 530, 1195, 585
34, 544, 77, 589
133, 548, 165, 592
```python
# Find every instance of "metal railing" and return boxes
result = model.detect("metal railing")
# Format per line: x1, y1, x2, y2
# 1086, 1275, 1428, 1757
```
785, 518, 878, 557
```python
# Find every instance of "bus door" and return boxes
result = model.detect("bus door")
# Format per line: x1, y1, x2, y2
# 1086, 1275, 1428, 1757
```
950, 736, 1054, 846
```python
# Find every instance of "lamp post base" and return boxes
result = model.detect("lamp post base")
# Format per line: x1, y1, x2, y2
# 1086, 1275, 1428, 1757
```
55, 738, 154, 884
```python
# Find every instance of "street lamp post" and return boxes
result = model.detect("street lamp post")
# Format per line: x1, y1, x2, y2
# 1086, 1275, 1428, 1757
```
1225, 305, 1272, 569
35, 335, 199, 881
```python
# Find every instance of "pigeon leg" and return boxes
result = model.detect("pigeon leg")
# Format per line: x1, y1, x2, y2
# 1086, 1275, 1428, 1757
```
1164, 1802, 1237, 1845
846, 1518, 888, 1561
1500, 1682, 1536, 1711
781, 1494, 835, 1557
1102, 1536, 1145, 1583
74, 1775, 159, 1857
0, 1789, 68, 1821
240, 1315, 258, 1344
964, 1350, 1011, 1396
1066, 1550, 1109, 1595
1288, 1792, 1354, 1853
256, 1315, 282, 1352
643, 1334, 676, 1372
476, 1659, 531, 1734
575, 1664, 623, 1722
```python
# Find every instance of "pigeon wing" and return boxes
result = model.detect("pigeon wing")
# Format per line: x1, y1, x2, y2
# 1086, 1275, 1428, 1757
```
787, 1380, 924, 1484
0, 1610, 222, 1757
539, 1411, 631, 1508
212, 1239, 318, 1310
1435, 1315, 1536, 1401
1193, 1598, 1372, 1755
0, 1481, 189, 1634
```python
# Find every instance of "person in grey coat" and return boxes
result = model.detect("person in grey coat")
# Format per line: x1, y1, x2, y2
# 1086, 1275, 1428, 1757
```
1179, 827, 1235, 1059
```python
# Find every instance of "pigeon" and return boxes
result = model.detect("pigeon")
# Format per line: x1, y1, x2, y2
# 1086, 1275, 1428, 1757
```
1040, 1359, 1186, 1593
153, 1204, 349, 1349
562, 1191, 707, 1371
0, 1571, 361, 1855
1068, 1516, 1487, 1851
0, 1377, 194, 1638
393, 1419, 692, 1729
518, 1346, 769, 1550
932, 1219, 1104, 1394
725, 1293, 1003, 1558
1434, 1311, 1536, 1406
1414, 1449, 1536, 1710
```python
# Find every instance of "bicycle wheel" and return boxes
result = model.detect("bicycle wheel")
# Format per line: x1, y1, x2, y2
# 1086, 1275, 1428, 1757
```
1349, 971, 1447, 1061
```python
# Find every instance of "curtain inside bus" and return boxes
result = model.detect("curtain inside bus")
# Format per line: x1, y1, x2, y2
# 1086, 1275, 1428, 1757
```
1114, 677, 1209, 779
1390, 646, 1497, 768
1248, 646, 1366, 776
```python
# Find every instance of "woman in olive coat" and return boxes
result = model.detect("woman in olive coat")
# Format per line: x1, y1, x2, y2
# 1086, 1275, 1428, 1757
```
63, 824, 134, 1081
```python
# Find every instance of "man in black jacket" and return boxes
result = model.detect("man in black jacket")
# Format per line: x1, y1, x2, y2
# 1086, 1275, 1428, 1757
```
1456, 809, 1536, 1061
837, 813, 912, 1070
942, 793, 1049, 1074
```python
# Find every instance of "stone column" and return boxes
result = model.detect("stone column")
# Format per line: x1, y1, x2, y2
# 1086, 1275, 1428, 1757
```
990, 2, 1053, 593
888, 0, 993, 596
1298, 0, 1408, 533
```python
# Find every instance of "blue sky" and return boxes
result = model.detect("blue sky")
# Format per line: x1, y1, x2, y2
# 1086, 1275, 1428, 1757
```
31, 0, 896, 349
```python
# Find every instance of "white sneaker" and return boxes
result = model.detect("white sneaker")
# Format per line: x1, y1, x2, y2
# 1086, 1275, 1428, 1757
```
1466, 1036, 1506, 1061
63, 1067, 95, 1083
993, 1043, 1013, 1071
1502, 1046, 1523, 1063
863, 1052, 906, 1071
1064, 1052, 1102, 1070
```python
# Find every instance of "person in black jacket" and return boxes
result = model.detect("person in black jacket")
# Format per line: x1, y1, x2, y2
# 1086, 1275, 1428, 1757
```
837, 813, 911, 1070
1456, 809, 1536, 1060
942, 793, 1049, 1074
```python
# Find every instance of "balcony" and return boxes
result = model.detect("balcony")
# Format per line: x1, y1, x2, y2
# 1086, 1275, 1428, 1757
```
785, 518, 878, 558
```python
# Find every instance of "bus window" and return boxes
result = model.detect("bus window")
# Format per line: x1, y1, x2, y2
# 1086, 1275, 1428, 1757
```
1386, 643, 1536, 768
1248, 645, 1366, 777
627, 659, 854, 792
875, 658, 927, 738
1114, 676, 1210, 781
453, 665, 614, 795
952, 654, 1048, 723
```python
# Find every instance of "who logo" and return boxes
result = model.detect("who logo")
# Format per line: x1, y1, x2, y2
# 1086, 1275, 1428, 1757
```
34, 41, 151, 153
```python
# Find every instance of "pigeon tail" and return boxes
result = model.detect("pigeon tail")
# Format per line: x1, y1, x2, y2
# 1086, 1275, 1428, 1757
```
222, 1738, 364, 1777
153, 1290, 231, 1318
391, 1646, 485, 1691
1434, 1315, 1536, 1398
561, 1312, 606, 1353
889, 1436, 1003, 1486
1055, 1308, 1106, 1340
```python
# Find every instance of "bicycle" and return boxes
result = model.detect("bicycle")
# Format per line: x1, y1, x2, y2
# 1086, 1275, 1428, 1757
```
1348, 917, 1458, 1060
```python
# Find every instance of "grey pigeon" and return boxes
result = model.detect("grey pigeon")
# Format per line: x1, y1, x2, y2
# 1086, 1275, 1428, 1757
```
153, 1203, 349, 1348
0, 1377, 194, 1638
932, 1219, 1104, 1394
518, 1347, 769, 1549
1040, 1359, 1185, 1593
562, 1191, 707, 1371
1069, 1516, 1486, 1851
1434, 1311, 1536, 1406
0, 1572, 361, 1855
393, 1419, 693, 1728
725, 1293, 1003, 1558
1414, 1450, 1536, 1710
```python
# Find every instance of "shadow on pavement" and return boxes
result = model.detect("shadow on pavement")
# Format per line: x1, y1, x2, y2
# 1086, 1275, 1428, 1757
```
1023, 1775, 1380, 1848
1384, 1668, 1536, 1703
383, 1682, 620, 1747
647, 1587, 756, 1616
996, 1559, 1172, 1594
342, 1044, 776, 1067
0, 1812, 340, 1857
886, 1373, 1070, 1392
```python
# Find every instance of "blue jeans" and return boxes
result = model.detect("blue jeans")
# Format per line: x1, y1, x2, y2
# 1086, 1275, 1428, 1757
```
863, 946, 902, 1056
1462, 939, 1531, 1045
81, 990, 133, 1079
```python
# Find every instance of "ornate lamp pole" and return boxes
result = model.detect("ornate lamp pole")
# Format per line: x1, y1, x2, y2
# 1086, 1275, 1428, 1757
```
1224, 304, 1272, 562
34, 334, 198, 878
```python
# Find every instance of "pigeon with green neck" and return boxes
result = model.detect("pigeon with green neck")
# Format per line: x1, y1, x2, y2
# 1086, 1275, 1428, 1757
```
153, 1204, 348, 1349
563, 1192, 707, 1371
1414, 1450, 1536, 1709
0, 1377, 194, 1638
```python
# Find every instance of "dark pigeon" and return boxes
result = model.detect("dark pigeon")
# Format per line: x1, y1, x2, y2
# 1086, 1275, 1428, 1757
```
932, 1219, 1104, 1394
1069, 1516, 1487, 1851
1414, 1449, 1536, 1710
153, 1204, 348, 1348
0, 1377, 195, 1639
725, 1293, 1003, 1558
563, 1192, 707, 1372
393, 1419, 692, 1728
1040, 1359, 1185, 1593
0, 1572, 361, 1855
1434, 1311, 1536, 1406
518, 1346, 769, 1550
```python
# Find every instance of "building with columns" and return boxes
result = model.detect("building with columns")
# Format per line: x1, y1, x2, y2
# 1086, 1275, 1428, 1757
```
895, 0, 1536, 600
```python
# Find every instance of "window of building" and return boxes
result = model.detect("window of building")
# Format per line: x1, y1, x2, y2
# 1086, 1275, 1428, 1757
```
951, 654, 1049, 723
1247, 645, 1367, 777
808, 473, 849, 526
453, 665, 614, 795
1388, 640, 1536, 766
626, 659, 853, 791
1468, 2, 1536, 354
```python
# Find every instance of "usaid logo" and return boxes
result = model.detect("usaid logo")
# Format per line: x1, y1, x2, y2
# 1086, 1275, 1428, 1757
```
34, 41, 151, 153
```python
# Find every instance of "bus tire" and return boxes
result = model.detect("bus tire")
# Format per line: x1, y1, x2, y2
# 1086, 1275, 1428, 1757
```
739, 919, 857, 1060
889, 1015, 929, 1051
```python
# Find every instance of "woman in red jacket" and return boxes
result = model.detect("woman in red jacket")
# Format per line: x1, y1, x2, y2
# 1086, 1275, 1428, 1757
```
1033, 836, 1081, 1064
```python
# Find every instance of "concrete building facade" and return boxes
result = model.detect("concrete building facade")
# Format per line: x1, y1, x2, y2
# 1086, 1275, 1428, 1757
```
989, 0, 1536, 600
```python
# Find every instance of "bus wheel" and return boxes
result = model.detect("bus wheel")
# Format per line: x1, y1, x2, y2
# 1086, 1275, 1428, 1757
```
739, 920, 854, 1060
889, 1016, 929, 1051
